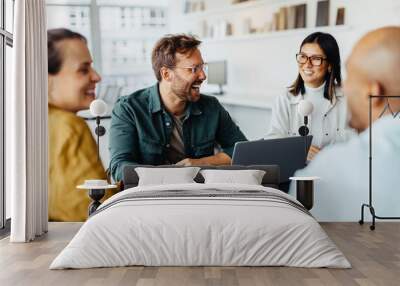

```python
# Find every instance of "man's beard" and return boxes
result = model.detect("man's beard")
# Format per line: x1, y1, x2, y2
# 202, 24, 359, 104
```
171, 75, 202, 102
172, 86, 193, 101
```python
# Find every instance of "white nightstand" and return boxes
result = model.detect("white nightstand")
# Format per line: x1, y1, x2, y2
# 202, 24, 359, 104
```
289, 177, 320, 210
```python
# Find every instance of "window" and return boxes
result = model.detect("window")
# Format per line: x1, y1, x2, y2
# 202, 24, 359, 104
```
5, 0, 13, 33
98, 2, 168, 97
46, 0, 169, 104
1, 0, 14, 233
47, 4, 92, 47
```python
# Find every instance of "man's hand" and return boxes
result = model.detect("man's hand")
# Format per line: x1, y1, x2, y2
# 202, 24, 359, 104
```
175, 152, 231, 166
175, 158, 203, 166
307, 145, 321, 161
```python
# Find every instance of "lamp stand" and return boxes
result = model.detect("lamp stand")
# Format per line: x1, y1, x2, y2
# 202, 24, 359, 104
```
296, 180, 314, 210
95, 116, 106, 163
298, 116, 310, 166
88, 189, 105, 216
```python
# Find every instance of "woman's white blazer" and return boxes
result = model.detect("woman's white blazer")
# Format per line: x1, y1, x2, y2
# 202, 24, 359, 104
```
266, 88, 355, 147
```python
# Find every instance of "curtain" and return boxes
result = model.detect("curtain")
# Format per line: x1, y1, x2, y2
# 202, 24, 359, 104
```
9, 0, 48, 242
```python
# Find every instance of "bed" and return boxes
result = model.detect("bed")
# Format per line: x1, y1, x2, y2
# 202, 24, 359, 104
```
50, 165, 350, 269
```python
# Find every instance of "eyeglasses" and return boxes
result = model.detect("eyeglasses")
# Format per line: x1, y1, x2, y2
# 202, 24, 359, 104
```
296, 53, 327, 66
172, 63, 208, 74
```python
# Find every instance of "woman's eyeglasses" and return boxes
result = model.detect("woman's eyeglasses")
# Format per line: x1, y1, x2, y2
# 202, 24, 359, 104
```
296, 53, 327, 66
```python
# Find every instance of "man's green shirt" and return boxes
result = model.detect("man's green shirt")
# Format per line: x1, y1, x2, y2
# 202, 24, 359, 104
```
109, 84, 247, 181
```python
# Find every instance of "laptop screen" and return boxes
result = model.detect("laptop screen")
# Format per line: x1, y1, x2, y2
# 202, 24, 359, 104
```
232, 136, 313, 183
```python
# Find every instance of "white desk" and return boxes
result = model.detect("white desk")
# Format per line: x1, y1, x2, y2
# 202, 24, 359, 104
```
216, 94, 274, 110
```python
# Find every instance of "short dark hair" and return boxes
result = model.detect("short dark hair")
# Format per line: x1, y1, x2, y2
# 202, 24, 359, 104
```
151, 34, 202, 82
289, 32, 342, 102
47, 28, 87, 75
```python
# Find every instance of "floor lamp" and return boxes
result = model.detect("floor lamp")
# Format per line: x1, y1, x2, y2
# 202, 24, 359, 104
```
359, 95, 400, 230
291, 99, 316, 210
83, 99, 110, 215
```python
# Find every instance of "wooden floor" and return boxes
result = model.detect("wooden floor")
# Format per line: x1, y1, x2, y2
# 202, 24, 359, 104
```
0, 222, 399, 286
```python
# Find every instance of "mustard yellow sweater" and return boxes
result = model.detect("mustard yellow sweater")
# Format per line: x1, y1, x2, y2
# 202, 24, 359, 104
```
48, 105, 115, 221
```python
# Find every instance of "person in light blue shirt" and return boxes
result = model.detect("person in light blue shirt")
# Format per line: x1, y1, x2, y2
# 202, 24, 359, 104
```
290, 26, 400, 221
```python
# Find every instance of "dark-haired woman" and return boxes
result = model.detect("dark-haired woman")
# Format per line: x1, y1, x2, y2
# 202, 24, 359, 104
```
48, 28, 116, 221
267, 32, 354, 160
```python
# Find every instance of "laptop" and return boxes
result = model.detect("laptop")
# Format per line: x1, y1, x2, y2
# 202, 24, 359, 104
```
232, 136, 313, 184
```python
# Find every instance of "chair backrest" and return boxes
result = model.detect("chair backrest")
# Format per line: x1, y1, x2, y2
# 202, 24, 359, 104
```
122, 164, 280, 190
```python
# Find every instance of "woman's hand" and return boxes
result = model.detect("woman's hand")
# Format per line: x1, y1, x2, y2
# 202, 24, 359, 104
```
307, 145, 321, 161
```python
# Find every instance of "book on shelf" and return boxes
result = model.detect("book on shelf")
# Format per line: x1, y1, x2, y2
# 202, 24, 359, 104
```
199, 1, 205, 11
226, 22, 233, 36
272, 12, 280, 31
206, 21, 235, 38
287, 6, 297, 30
184, 0, 191, 13
219, 20, 232, 37
201, 20, 208, 37
316, 0, 330, 27
184, 0, 206, 14
295, 4, 307, 29
278, 7, 288, 31
242, 18, 252, 34
232, 0, 252, 4
336, 7, 345, 25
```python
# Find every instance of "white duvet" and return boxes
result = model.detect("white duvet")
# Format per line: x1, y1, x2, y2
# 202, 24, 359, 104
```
50, 183, 350, 269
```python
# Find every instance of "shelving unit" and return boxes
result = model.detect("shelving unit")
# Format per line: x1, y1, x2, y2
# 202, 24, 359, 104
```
179, 0, 347, 40
202, 25, 351, 43
182, 0, 290, 18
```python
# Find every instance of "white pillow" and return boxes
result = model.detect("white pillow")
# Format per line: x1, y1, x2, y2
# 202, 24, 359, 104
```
135, 167, 201, 186
200, 169, 266, 185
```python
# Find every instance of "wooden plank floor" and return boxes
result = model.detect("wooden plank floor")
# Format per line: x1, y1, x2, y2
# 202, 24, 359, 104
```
0, 222, 399, 286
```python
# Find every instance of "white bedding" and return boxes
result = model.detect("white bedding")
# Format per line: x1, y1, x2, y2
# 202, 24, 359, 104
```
50, 183, 351, 269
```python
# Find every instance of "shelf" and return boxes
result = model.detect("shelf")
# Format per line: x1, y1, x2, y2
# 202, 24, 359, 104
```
201, 25, 352, 43
182, 0, 288, 18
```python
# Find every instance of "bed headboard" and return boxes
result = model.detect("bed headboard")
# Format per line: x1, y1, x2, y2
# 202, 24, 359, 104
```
122, 165, 280, 190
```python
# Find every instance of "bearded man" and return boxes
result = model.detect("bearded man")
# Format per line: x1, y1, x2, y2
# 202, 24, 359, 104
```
109, 34, 247, 181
